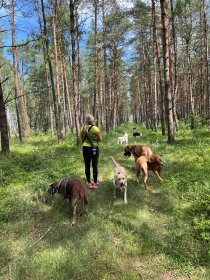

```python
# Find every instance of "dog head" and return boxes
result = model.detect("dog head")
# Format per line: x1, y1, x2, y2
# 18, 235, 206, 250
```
115, 172, 127, 192
124, 145, 132, 157
148, 155, 164, 166
48, 182, 59, 195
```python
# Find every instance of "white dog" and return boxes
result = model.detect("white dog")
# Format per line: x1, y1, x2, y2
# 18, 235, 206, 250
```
110, 156, 127, 204
117, 132, 128, 145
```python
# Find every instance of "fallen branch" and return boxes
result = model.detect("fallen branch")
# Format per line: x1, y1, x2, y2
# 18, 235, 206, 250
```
33, 225, 52, 246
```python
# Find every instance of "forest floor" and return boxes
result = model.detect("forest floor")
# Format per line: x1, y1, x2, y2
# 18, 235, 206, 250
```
0, 123, 210, 280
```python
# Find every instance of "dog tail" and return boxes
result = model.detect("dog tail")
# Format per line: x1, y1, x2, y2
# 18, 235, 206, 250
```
109, 156, 119, 167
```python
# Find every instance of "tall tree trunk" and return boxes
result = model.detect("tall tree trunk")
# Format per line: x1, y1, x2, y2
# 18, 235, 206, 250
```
186, 41, 195, 129
52, 0, 63, 143
102, 0, 109, 133
0, 79, 10, 155
160, 0, 174, 144
70, 0, 80, 145
170, 0, 179, 130
152, 0, 158, 132
76, 8, 81, 125
153, 4, 165, 135
11, 0, 22, 142
143, 43, 149, 128
35, 0, 54, 136
19, 61, 30, 138
93, 0, 99, 123
203, 0, 209, 120
40, 0, 59, 139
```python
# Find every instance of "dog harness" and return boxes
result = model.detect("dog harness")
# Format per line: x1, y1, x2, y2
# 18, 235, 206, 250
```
57, 179, 69, 198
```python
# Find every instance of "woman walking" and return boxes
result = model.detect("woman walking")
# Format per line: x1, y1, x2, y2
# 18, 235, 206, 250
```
80, 114, 102, 189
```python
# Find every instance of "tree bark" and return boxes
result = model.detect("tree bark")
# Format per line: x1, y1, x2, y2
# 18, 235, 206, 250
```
35, 0, 54, 136
40, 0, 59, 139
152, 0, 158, 132
102, 0, 109, 133
52, 0, 63, 143
93, 0, 99, 123
160, 0, 174, 144
0, 79, 10, 155
170, 0, 179, 130
70, 0, 80, 145
11, 0, 22, 142
203, 0, 209, 120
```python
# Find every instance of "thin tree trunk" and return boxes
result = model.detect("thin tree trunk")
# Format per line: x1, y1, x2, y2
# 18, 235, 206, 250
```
102, 0, 109, 133
19, 61, 30, 138
52, 0, 63, 143
203, 0, 209, 120
41, 0, 60, 139
35, 0, 54, 136
152, 0, 158, 132
160, 0, 174, 144
76, 8, 81, 125
170, 0, 179, 130
143, 43, 149, 128
93, 0, 99, 123
0, 78, 10, 155
70, 0, 80, 145
11, 0, 22, 142
186, 41, 195, 129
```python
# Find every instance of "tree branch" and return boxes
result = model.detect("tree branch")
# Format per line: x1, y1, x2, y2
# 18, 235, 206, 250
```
1, 77, 9, 84
5, 93, 26, 105
0, 38, 40, 49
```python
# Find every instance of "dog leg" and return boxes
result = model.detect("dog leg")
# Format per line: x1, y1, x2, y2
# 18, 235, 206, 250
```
80, 195, 88, 216
84, 195, 88, 215
71, 199, 78, 225
124, 183, 127, 204
143, 169, 148, 189
136, 168, 141, 184
113, 179, 116, 199
153, 171, 163, 183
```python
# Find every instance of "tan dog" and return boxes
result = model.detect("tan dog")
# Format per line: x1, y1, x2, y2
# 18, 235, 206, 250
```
110, 156, 127, 203
48, 179, 88, 225
136, 154, 164, 189
124, 144, 153, 161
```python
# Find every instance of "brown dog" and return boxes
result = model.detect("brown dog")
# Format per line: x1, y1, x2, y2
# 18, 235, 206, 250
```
136, 154, 164, 189
124, 144, 153, 161
48, 179, 88, 225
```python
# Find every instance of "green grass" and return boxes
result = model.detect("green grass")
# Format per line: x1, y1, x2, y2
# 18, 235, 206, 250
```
0, 123, 210, 279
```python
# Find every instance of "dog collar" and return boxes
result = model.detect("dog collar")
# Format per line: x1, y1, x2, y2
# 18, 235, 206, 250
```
132, 151, 139, 158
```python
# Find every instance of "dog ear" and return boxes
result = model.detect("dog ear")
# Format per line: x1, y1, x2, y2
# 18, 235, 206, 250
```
147, 155, 156, 163
157, 156, 164, 165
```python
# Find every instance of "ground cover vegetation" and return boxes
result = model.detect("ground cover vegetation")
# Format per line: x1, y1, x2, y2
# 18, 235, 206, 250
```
0, 123, 210, 280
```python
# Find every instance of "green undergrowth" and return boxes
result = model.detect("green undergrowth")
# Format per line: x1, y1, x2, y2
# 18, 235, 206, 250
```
0, 123, 210, 279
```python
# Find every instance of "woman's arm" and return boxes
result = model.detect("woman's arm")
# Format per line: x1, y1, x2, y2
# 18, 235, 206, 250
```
97, 131, 102, 142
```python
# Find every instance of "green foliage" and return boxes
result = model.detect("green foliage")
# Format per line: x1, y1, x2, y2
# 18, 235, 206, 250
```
0, 125, 210, 279
187, 181, 210, 245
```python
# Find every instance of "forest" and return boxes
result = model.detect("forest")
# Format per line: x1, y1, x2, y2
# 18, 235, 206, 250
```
0, 0, 210, 279
0, 0, 209, 151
